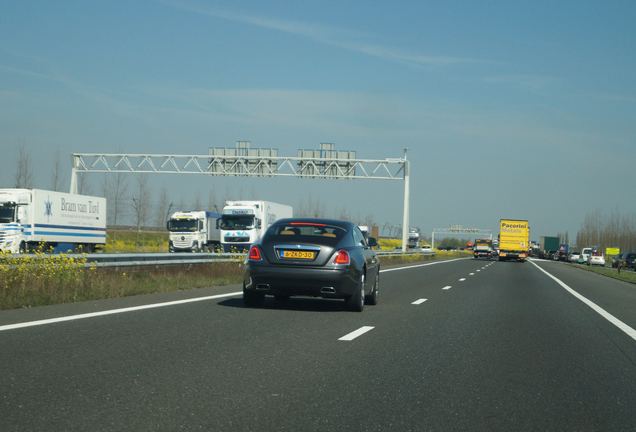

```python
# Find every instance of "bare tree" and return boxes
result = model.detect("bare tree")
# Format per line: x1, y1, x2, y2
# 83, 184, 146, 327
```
131, 175, 151, 232
207, 188, 218, 212
102, 172, 129, 227
155, 186, 171, 228
15, 144, 34, 188
50, 148, 65, 192
576, 209, 636, 252
192, 192, 202, 210
76, 172, 92, 195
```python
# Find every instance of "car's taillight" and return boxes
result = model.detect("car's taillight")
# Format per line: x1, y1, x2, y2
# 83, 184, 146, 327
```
334, 249, 350, 265
248, 246, 262, 262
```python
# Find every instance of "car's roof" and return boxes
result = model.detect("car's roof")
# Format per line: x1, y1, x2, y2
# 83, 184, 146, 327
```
273, 218, 354, 230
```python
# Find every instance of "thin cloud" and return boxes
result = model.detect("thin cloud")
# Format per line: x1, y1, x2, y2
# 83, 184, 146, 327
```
163, 0, 484, 67
483, 74, 559, 91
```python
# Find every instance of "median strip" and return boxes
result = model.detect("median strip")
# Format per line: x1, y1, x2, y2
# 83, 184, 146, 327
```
338, 326, 375, 341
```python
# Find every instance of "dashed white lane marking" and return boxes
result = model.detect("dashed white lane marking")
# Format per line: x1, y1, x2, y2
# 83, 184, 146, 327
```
380, 257, 468, 273
476, 270, 481, 272
338, 326, 375, 341
411, 298, 428, 305
0, 291, 243, 332
529, 260, 636, 341
459, 278, 466, 282
442, 285, 452, 290
469, 272, 475, 276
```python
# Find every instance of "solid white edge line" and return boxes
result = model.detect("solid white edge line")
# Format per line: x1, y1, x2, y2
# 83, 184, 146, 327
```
379, 257, 468, 273
1, 258, 470, 333
529, 260, 636, 341
338, 326, 375, 341
0, 291, 243, 332
442, 286, 452, 290
411, 298, 428, 305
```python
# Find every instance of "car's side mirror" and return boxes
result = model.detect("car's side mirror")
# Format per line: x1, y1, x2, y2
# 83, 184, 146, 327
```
368, 237, 378, 248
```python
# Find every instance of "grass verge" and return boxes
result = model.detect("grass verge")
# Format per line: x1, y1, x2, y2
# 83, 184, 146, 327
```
1, 252, 243, 310
571, 263, 636, 284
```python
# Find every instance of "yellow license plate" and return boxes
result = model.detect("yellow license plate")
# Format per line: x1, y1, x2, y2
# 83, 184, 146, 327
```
281, 250, 315, 259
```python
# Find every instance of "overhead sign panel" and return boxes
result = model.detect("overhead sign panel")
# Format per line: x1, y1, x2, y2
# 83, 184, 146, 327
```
297, 143, 356, 178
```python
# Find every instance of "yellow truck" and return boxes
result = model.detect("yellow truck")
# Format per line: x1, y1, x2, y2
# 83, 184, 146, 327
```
498, 219, 529, 262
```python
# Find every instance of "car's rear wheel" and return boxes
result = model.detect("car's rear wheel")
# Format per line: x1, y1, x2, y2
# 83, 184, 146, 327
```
346, 273, 365, 312
243, 284, 265, 307
365, 271, 379, 306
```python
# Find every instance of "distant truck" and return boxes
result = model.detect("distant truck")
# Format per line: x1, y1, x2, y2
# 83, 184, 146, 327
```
498, 219, 529, 262
167, 210, 221, 252
473, 238, 494, 259
556, 243, 569, 261
540, 236, 560, 258
219, 201, 292, 252
407, 229, 420, 249
0, 188, 106, 253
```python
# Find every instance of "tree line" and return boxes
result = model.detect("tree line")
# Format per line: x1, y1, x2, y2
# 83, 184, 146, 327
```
576, 209, 636, 253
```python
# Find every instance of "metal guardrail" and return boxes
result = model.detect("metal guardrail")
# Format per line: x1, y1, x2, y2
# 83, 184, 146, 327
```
3, 250, 436, 268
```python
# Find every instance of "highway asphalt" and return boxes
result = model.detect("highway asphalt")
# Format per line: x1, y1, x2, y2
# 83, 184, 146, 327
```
1, 258, 635, 431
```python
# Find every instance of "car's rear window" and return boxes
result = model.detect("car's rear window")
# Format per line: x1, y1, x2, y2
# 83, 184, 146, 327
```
266, 222, 347, 244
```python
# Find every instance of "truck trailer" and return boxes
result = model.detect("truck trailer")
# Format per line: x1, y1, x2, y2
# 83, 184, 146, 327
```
0, 188, 106, 253
219, 201, 293, 252
498, 219, 529, 262
540, 236, 560, 258
167, 210, 221, 252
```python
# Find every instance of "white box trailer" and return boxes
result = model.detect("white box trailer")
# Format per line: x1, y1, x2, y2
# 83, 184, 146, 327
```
219, 200, 293, 252
0, 188, 107, 253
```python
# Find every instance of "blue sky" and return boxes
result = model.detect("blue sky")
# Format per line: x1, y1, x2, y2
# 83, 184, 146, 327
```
1, 0, 635, 239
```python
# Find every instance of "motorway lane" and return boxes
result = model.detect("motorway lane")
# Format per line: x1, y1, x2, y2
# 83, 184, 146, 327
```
529, 259, 636, 331
1, 258, 635, 431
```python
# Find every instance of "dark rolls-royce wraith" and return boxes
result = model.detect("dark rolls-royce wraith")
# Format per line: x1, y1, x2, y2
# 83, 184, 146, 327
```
243, 218, 380, 311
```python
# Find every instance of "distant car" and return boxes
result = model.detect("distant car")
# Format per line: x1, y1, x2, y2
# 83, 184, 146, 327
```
588, 252, 606, 266
243, 218, 380, 311
420, 245, 433, 254
611, 252, 636, 269
579, 247, 593, 264
568, 251, 580, 263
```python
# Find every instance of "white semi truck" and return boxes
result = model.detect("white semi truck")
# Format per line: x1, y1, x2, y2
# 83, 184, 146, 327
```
167, 210, 222, 252
219, 201, 292, 252
407, 229, 420, 249
0, 188, 107, 253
